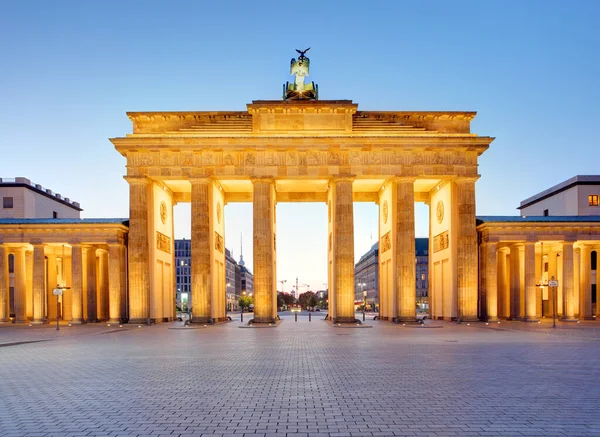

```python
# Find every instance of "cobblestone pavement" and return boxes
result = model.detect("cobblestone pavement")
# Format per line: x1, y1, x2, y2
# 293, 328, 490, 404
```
1, 316, 600, 437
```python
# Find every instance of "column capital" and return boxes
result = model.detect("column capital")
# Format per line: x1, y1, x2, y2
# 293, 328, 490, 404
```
124, 176, 150, 185
455, 175, 480, 184
30, 240, 44, 247
68, 240, 82, 246
251, 176, 275, 185
393, 176, 417, 183
331, 175, 355, 184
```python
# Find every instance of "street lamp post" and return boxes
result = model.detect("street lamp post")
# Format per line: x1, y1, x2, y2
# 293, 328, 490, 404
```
362, 290, 367, 322
548, 276, 559, 329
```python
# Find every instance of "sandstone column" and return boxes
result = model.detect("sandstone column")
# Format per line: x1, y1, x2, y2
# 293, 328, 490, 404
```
97, 249, 108, 321
395, 177, 416, 322
456, 178, 478, 321
13, 247, 27, 323
31, 243, 47, 324
509, 245, 521, 319
561, 241, 577, 321
71, 243, 84, 324
85, 246, 98, 322
523, 241, 538, 322
332, 177, 355, 323
579, 245, 592, 319
485, 242, 498, 321
497, 248, 508, 319
0, 244, 8, 322
108, 243, 123, 324
191, 178, 212, 323
252, 178, 276, 324
125, 176, 150, 324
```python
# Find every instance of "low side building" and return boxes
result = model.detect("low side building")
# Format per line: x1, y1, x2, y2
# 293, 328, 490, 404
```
1, 177, 82, 219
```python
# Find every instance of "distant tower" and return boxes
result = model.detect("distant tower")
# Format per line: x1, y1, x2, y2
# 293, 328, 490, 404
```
239, 232, 245, 266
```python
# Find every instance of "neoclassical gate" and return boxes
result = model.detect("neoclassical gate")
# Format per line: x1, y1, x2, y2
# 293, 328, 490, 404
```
111, 99, 493, 324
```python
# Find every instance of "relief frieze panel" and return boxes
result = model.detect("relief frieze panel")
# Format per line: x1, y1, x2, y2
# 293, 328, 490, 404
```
433, 231, 449, 253
380, 231, 392, 254
156, 231, 171, 254
214, 232, 224, 254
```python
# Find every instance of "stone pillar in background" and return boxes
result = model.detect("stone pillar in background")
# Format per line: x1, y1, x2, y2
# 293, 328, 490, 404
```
395, 177, 416, 322
13, 247, 27, 324
252, 178, 276, 324
191, 178, 212, 323
485, 242, 498, 321
332, 177, 355, 324
523, 241, 538, 322
31, 243, 47, 324
561, 241, 577, 321
0, 245, 8, 322
108, 243, 123, 324
579, 245, 592, 320
85, 246, 98, 322
126, 176, 150, 324
509, 245, 521, 319
97, 249, 108, 321
71, 243, 84, 324
456, 178, 479, 321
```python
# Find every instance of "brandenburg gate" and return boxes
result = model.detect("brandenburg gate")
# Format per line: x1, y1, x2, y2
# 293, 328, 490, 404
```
110, 51, 493, 325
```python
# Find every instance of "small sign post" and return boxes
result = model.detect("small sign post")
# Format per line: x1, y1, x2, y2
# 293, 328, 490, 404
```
548, 276, 559, 328
52, 286, 69, 330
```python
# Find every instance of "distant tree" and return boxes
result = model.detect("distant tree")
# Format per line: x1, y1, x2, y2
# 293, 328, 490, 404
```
280, 292, 295, 307
277, 292, 286, 310
298, 291, 316, 309
238, 296, 253, 311
307, 294, 318, 310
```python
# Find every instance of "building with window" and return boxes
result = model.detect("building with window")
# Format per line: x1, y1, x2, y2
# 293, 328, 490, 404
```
519, 175, 600, 217
354, 238, 429, 311
1, 177, 82, 219
174, 239, 191, 310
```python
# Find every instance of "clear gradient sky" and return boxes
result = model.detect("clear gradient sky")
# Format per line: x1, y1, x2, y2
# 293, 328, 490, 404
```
2, 1, 599, 293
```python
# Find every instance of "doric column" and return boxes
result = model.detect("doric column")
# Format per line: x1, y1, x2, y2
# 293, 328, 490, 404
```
579, 245, 592, 319
523, 241, 538, 322
191, 178, 212, 323
85, 246, 98, 322
332, 176, 355, 323
509, 244, 521, 319
0, 244, 8, 322
70, 243, 84, 324
395, 177, 416, 322
125, 176, 150, 324
13, 247, 27, 323
485, 242, 498, 321
97, 249, 108, 321
497, 248, 509, 319
456, 177, 479, 321
252, 177, 276, 324
108, 243, 123, 324
561, 241, 577, 321
31, 243, 47, 324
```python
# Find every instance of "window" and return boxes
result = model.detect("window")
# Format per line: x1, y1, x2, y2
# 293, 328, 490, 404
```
53, 211, 58, 218
543, 209, 549, 216
589, 195, 599, 207
3, 197, 13, 208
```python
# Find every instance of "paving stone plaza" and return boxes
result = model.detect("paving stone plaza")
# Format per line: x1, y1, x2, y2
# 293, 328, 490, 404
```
1, 317, 600, 437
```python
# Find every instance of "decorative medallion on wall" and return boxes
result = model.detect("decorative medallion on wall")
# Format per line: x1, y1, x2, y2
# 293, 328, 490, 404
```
433, 231, 449, 253
156, 231, 171, 254
382, 200, 388, 224
216, 201, 222, 224
214, 232, 224, 254
436, 200, 444, 224
160, 201, 167, 224
380, 231, 391, 254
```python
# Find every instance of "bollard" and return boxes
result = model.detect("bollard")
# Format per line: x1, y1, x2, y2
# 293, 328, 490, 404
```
363, 311, 365, 322
295, 312, 297, 322
309, 312, 311, 322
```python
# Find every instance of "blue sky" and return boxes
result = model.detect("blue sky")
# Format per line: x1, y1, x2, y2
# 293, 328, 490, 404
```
2, 0, 599, 292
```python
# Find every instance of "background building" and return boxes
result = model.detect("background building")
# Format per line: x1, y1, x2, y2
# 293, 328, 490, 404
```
519, 175, 600, 217
1, 177, 82, 219
354, 238, 429, 312
175, 239, 253, 312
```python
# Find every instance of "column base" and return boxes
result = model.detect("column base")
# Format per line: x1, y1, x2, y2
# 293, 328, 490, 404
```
86, 318, 99, 323
582, 316, 596, 320
250, 317, 277, 324
190, 317, 214, 324
457, 316, 480, 323
522, 317, 540, 323
487, 317, 498, 322
0, 318, 10, 323
30, 319, 48, 325
128, 318, 153, 325
560, 318, 579, 322
107, 319, 122, 325
394, 316, 418, 323
69, 319, 85, 325
332, 317, 361, 325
